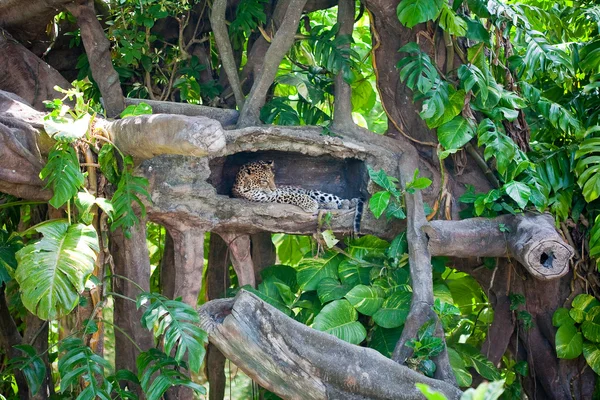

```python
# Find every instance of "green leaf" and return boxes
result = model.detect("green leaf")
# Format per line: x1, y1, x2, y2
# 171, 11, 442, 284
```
0, 229, 22, 285
138, 292, 208, 373
120, 103, 152, 118
16, 220, 98, 320
137, 348, 206, 400
277, 235, 312, 266
369, 326, 403, 358
317, 277, 351, 304
58, 338, 111, 399
447, 347, 472, 387
98, 144, 120, 185
312, 299, 366, 344
583, 342, 600, 375
321, 229, 339, 249
458, 64, 488, 102
477, 119, 516, 177
502, 181, 531, 210
453, 343, 501, 381
372, 291, 412, 329
75, 191, 96, 225
438, 4, 467, 36
570, 294, 600, 323
575, 138, 600, 202
338, 259, 371, 287
369, 191, 391, 219
110, 156, 151, 232
416, 383, 448, 400
351, 79, 376, 112
555, 323, 583, 359
552, 307, 575, 327
582, 307, 600, 343
437, 116, 476, 150
40, 143, 85, 209
465, 18, 490, 43
461, 381, 505, 400
386, 232, 408, 261
8, 345, 47, 396
296, 251, 343, 290
397, 43, 439, 94
344, 285, 384, 316
396, 0, 443, 28
43, 113, 91, 143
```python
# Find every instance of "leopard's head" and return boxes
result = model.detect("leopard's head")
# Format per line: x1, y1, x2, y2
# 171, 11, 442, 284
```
233, 160, 277, 194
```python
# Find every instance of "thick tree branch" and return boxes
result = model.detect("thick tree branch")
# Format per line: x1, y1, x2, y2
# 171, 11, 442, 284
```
392, 148, 455, 384
123, 98, 239, 126
331, 0, 358, 133
423, 214, 574, 280
218, 232, 256, 288
199, 290, 463, 400
237, 0, 308, 127
210, 0, 245, 110
66, 0, 125, 117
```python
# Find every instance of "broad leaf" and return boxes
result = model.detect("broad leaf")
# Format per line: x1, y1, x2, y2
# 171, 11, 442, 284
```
447, 347, 472, 387
453, 343, 501, 380
277, 235, 312, 266
582, 306, 600, 343
317, 277, 351, 304
397, 43, 439, 94
8, 345, 47, 396
583, 342, 600, 375
552, 307, 575, 327
344, 285, 384, 316
0, 229, 22, 285
338, 259, 371, 286
58, 338, 111, 399
438, 4, 467, 36
372, 291, 412, 328
110, 156, 151, 233
43, 113, 91, 143
296, 251, 343, 290
137, 348, 206, 400
555, 323, 583, 359
369, 191, 391, 219
569, 294, 600, 323
437, 116, 476, 150
39, 143, 85, 209
502, 181, 531, 209
138, 292, 208, 373
397, 0, 443, 28
369, 326, 403, 358
16, 220, 98, 320
120, 103, 152, 118
313, 299, 366, 344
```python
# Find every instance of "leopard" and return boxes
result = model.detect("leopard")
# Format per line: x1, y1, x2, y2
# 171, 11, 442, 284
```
232, 160, 364, 232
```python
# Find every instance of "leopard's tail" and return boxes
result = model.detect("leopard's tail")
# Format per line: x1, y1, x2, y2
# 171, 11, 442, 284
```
353, 198, 364, 234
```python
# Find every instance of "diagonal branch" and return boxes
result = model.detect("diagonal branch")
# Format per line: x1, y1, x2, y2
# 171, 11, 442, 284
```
237, 0, 308, 127
66, 0, 125, 117
210, 0, 245, 110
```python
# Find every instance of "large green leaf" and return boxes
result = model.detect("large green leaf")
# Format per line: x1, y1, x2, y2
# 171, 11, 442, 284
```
582, 306, 600, 343
344, 285, 384, 316
569, 294, 600, 323
583, 342, 600, 375
437, 116, 476, 150
438, 4, 467, 36
312, 299, 367, 344
552, 307, 575, 327
396, 0, 443, 28
110, 156, 151, 233
369, 326, 403, 358
461, 381, 505, 400
58, 338, 111, 399
0, 229, 22, 285
296, 251, 343, 290
477, 119, 517, 177
15, 220, 98, 320
338, 259, 371, 286
372, 291, 412, 328
453, 343, 501, 381
39, 143, 85, 209
43, 113, 91, 143
502, 181, 531, 209
8, 345, 47, 396
555, 323, 583, 359
369, 191, 390, 219
138, 292, 208, 373
277, 234, 312, 266
137, 348, 206, 400
346, 235, 390, 259
397, 42, 439, 94
575, 138, 600, 202
420, 81, 465, 129
447, 347, 472, 387
317, 277, 351, 304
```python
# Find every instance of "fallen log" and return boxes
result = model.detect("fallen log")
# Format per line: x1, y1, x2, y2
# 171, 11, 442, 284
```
198, 290, 463, 400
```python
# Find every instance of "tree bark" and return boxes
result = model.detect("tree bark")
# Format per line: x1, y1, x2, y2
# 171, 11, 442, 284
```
199, 290, 464, 400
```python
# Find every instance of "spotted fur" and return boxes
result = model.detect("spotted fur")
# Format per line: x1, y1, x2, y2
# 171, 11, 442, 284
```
232, 160, 364, 232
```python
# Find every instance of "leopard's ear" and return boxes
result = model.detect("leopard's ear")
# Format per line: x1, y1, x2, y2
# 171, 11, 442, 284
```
265, 160, 275, 169
243, 166, 252, 175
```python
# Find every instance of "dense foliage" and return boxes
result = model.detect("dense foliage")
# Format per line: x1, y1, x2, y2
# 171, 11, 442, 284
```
0, 0, 599, 398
